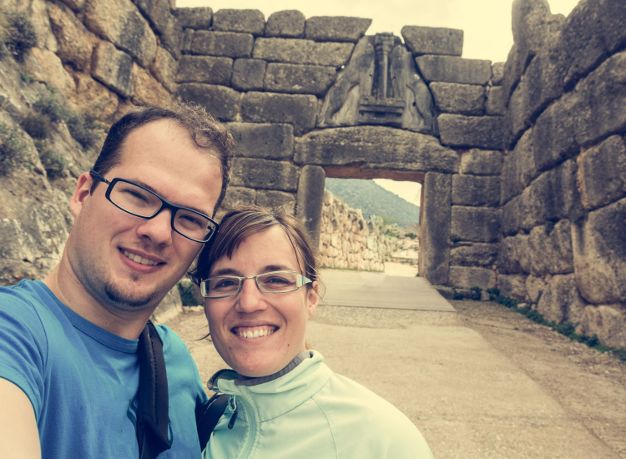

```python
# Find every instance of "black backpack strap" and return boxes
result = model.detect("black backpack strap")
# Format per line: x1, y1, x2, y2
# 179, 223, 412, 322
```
136, 321, 172, 458
196, 393, 230, 447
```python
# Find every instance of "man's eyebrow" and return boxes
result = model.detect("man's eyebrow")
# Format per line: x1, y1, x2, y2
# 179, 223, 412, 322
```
129, 177, 211, 216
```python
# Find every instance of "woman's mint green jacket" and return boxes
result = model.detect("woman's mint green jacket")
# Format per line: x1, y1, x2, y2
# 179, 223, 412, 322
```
203, 351, 434, 459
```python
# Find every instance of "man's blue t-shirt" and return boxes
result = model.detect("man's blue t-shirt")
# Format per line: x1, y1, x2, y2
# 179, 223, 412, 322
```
0, 280, 208, 458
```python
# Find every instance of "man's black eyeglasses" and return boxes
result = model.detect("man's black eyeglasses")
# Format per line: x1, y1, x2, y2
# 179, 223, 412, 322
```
90, 170, 218, 243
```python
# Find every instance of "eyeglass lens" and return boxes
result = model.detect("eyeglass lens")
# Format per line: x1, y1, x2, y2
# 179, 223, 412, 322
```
108, 180, 213, 241
202, 271, 308, 298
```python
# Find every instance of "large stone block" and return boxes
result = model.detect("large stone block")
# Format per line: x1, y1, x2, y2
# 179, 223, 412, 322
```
264, 63, 337, 95
527, 220, 574, 276
419, 172, 451, 284
450, 206, 500, 243
133, 0, 181, 54
486, 86, 505, 115
501, 195, 523, 237
559, 0, 626, 88
47, 1, 95, 71
74, 73, 120, 118
227, 122, 294, 159
92, 41, 133, 97
220, 186, 256, 210
459, 149, 503, 176
85, 0, 157, 67
572, 197, 626, 304
151, 47, 177, 91
451, 175, 500, 207
304, 16, 371, 43
175, 7, 212, 29
265, 10, 305, 38
176, 83, 240, 120
497, 274, 528, 300
415, 55, 491, 84
438, 114, 505, 150
188, 31, 253, 57
253, 38, 354, 66
255, 190, 296, 213
577, 135, 626, 211
232, 58, 266, 91
230, 158, 298, 191
401, 26, 463, 56
177, 56, 233, 84
450, 243, 498, 267
536, 274, 585, 323
580, 305, 626, 349
449, 266, 496, 289
500, 129, 537, 203
213, 9, 265, 35
241, 92, 317, 135
296, 165, 325, 249
294, 126, 459, 173
430, 83, 485, 115
497, 234, 530, 274
491, 62, 504, 85
130, 64, 173, 107
575, 51, 626, 148
24, 48, 76, 97
525, 275, 547, 303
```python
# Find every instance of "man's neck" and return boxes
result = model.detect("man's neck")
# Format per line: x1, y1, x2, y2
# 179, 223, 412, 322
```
43, 264, 155, 340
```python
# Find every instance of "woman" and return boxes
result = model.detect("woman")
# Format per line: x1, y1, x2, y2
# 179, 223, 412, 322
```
194, 207, 434, 458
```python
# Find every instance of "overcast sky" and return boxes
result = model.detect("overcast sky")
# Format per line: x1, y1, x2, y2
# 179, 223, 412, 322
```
176, 0, 580, 204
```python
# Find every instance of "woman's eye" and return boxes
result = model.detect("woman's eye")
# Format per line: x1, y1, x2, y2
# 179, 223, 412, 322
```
212, 278, 238, 290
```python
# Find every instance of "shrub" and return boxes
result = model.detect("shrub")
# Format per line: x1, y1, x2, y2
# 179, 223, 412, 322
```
0, 121, 28, 175
20, 112, 52, 139
67, 113, 101, 149
4, 12, 37, 62
33, 93, 70, 123
39, 148, 67, 178
469, 286, 482, 301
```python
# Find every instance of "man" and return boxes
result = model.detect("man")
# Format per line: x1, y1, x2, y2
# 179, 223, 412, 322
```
0, 104, 234, 458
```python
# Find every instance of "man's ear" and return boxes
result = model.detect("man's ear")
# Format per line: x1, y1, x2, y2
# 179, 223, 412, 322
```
69, 172, 94, 219
306, 281, 320, 319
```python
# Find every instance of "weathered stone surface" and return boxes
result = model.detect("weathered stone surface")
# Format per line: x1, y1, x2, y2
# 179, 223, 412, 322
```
175, 6, 212, 29
230, 158, 298, 191
574, 51, 626, 148
213, 9, 265, 35
491, 62, 504, 85
151, 47, 177, 91
449, 266, 496, 289
572, 198, 626, 304
24, 49, 76, 97
497, 274, 528, 300
438, 114, 505, 149
84, 0, 157, 67
581, 305, 626, 349
559, 0, 626, 88
304, 16, 371, 43
232, 58, 266, 91
221, 186, 256, 210
498, 234, 530, 274
151, 287, 182, 324
264, 63, 337, 95
265, 10, 305, 38
536, 274, 585, 323
401, 26, 463, 56
177, 56, 232, 84
21, 0, 58, 52
188, 31, 253, 58
253, 38, 354, 66
450, 243, 498, 267
255, 190, 296, 213
486, 86, 505, 115
451, 175, 500, 207
73, 73, 119, 118
296, 165, 325, 249
295, 127, 459, 173
527, 220, 574, 275
57, 0, 85, 11
577, 135, 626, 210
525, 275, 547, 303
451, 206, 500, 243
227, 122, 294, 159
47, 1, 95, 71
415, 55, 491, 84
419, 172, 451, 284
500, 129, 537, 203
430, 83, 485, 115
133, 0, 181, 54
241, 92, 317, 135
176, 83, 240, 120
130, 64, 173, 107
92, 42, 133, 97
460, 149, 503, 176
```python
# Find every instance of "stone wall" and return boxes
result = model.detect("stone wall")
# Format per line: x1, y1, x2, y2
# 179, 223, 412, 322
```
496, 0, 626, 348
318, 191, 390, 271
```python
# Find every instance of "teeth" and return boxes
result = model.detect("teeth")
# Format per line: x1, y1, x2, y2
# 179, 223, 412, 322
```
123, 250, 159, 266
236, 327, 276, 339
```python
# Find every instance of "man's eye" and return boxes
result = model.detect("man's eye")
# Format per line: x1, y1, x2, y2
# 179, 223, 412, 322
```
177, 213, 206, 229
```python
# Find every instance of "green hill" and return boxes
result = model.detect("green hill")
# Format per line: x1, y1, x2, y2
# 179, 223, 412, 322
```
325, 178, 420, 227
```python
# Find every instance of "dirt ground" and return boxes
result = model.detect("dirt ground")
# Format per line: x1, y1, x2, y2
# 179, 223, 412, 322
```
168, 295, 626, 458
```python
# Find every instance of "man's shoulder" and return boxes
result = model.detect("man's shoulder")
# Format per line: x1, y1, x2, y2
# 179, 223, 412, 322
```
0, 279, 50, 320
153, 323, 193, 359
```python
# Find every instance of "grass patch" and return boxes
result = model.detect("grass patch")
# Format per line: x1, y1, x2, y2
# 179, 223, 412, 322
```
2, 11, 37, 62
39, 148, 67, 178
485, 288, 626, 363
0, 121, 29, 175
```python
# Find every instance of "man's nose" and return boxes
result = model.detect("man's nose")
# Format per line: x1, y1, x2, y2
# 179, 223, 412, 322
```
235, 278, 268, 313
135, 208, 173, 245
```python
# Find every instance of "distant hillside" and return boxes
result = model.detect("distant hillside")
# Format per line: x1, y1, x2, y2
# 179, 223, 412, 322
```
325, 179, 420, 227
